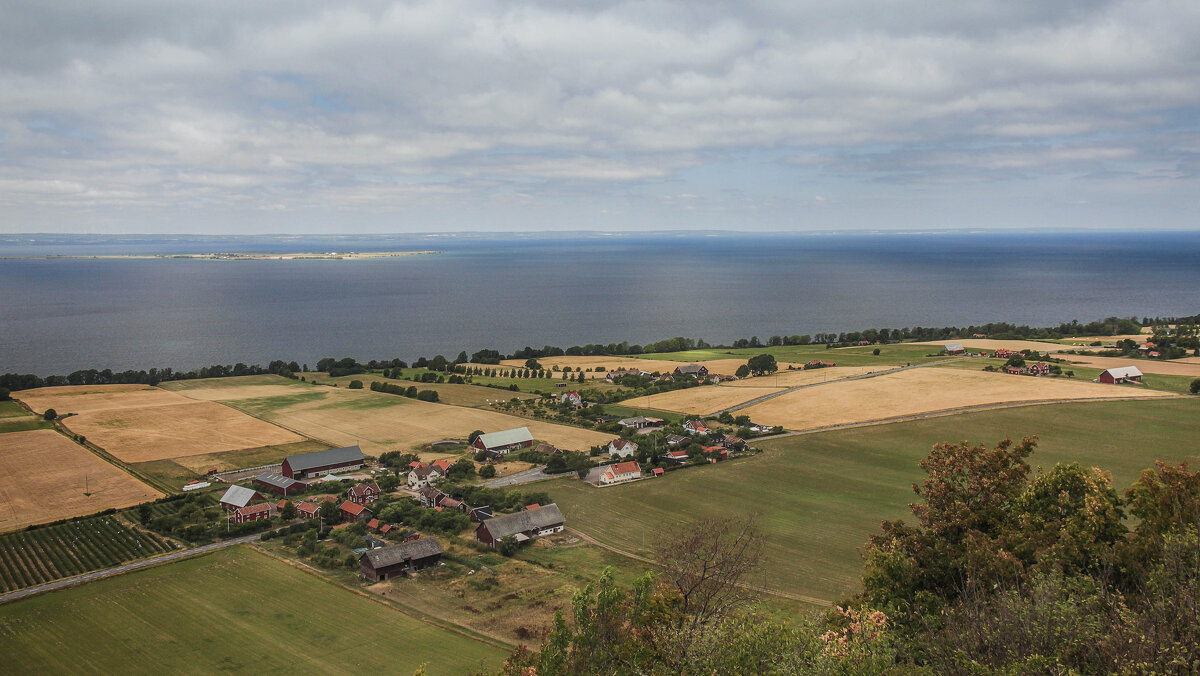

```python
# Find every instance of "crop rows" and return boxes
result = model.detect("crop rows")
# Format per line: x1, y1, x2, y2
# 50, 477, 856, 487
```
0, 517, 174, 593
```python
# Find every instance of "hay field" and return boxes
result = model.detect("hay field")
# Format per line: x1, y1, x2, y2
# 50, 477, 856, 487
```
740, 367, 1176, 430
622, 385, 784, 415
12, 385, 304, 463
908, 339, 1069, 353
722, 365, 897, 388
222, 387, 611, 454
1059, 354, 1200, 378
0, 430, 162, 531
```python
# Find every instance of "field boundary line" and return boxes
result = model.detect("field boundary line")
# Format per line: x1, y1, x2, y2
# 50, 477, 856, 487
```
246, 545, 515, 651
708, 358, 970, 416
752, 394, 1184, 442
565, 527, 833, 608
0, 535, 257, 606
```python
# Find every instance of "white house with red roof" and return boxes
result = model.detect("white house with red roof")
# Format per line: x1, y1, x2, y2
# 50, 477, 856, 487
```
683, 420, 709, 435
560, 392, 583, 407
598, 461, 642, 486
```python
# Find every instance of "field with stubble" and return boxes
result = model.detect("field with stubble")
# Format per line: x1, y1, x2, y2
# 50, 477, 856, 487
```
0, 430, 162, 531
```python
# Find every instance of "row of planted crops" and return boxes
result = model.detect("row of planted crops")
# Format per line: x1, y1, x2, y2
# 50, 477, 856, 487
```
0, 516, 175, 593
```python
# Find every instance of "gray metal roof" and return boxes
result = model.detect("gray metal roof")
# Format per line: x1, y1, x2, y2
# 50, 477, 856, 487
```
1103, 366, 1144, 378
285, 445, 364, 472
675, 364, 706, 373
361, 538, 444, 569
482, 504, 565, 540
476, 427, 533, 450
945, 342, 964, 351
254, 472, 304, 490
219, 484, 258, 508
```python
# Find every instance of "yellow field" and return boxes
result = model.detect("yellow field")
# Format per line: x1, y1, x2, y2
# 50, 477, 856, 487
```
157, 381, 308, 401
497, 356, 792, 376
622, 385, 784, 415
739, 367, 1177, 431
721, 365, 897, 388
908, 339, 1070, 353
1059, 333, 1150, 345
1058, 355, 1200, 378
13, 385, 304, 463
170, 384, 612, 454
1172, 357, 1200, 365
0, 430, 163, 531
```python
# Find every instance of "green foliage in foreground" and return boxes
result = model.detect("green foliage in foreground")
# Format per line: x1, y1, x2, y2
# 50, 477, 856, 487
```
0, 546, 505, 675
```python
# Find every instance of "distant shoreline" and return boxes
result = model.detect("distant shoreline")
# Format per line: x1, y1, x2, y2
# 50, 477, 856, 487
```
0, 250, 440, 261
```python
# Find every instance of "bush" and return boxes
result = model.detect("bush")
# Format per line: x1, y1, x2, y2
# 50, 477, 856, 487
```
347, 380, 363, 389
479, 465, 497, 479
1192, 378, 1200, 395
43, 408, 57, 421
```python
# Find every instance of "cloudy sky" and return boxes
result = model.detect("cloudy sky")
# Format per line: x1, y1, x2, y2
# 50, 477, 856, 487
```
2, 0, 1198, 233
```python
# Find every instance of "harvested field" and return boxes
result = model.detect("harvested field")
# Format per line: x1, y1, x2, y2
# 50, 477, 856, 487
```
740, 367, 1176, 431
909, 339, 1070, 353
623, 386, 782, 415
498, 356, 797, 376
157, 375, 311, 401
1058, 354, 1200, 378
13, 385, 304, 463
221, 387, 611, 454
722, 365, 898, 388
1058, 333, 1150, 345
1173, 357, 1200, 365
0, 430, 162, 532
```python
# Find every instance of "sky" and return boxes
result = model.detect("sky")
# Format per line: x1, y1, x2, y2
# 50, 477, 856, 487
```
1, 0, 1198, 234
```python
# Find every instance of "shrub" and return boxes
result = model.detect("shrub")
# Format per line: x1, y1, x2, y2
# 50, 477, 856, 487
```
347, 380, 363, 389
43, 408, 57, 421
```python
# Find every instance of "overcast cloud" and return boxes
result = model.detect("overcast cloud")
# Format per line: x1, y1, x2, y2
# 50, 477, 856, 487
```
1, 0, 1198, 233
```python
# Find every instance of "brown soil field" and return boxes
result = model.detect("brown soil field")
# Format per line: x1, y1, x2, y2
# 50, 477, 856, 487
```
1057, 355, 1200, 378
739, 368, 1177, 431
909, 339, 1070, 353
14, 385, 304, 463
222, 387, 611, 454
16, 384, 179, 415
0, 430, 163, 531
622, 385, 783, 415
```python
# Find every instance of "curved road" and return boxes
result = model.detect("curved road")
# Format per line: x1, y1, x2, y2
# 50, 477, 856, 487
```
0, 534, 260, 606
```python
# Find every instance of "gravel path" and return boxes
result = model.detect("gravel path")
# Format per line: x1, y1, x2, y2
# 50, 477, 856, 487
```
480, 465, 553, 487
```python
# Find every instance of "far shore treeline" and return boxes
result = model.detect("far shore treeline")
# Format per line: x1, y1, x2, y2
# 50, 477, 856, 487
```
1, 314, 1192, 393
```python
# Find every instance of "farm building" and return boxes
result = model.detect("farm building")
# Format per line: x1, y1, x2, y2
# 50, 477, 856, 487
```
618, 416, 663, 429
662, 450, 689, 465
608, 439, 638, 458
348, 482, 381, 504
1099, 366, 1144, 384
470, 505, 494, 522
674, 364, 709, 378
606, 369, 650, 382
359, 538, 444, 581
340, 500, 373, 523
408, 465, 440, 489
473, 427, 534, 457
652, 468, 665, 477
598, 461, 642, 486
219, 485, 261, 512
231, 502, 273, 524
281, 445, 365, 479
475, 503, 566, 549
664, 434, 689, 447
944, 342, 966, 356
253, 471, 306, 496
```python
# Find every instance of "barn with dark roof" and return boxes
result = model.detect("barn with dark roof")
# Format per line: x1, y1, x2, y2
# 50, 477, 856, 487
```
359, 538, 444, 581
281, 445, 365, 479
475, 503, 565, 548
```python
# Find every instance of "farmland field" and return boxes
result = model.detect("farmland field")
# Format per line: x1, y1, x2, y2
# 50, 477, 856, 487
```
180, 381, 612, 453
547, 398, 1200, 602
0, 514, 175, 592
622, 385, 782, 415
0, 430, 163, 531
739, 367, 1176, 430
13, 385, 304, 463
0, 546, 506, 675
1057, 353, 1200, 377
0, 401, 53, 434
311, 372, 541, 407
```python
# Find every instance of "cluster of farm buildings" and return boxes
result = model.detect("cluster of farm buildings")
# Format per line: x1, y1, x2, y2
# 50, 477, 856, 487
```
944, 343, 1146, 384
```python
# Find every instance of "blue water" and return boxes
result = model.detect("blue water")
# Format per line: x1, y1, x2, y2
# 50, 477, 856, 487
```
2, 231, 1198, 376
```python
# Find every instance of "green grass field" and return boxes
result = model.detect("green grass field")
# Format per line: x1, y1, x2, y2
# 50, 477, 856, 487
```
546, 398, 1200, 603
635, 342, 948, 367
0, 546, 506, 675
0, 400, 53, 434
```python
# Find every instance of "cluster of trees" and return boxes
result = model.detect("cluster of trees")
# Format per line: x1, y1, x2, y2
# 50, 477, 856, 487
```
1, 359, 303, 392
439, 484, 550, 514
368, 381, 439, 402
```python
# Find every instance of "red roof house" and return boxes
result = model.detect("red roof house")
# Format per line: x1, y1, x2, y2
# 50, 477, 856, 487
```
339, 500, 373, 523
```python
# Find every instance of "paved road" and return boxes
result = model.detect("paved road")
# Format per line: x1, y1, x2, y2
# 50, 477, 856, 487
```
480, 465, 554, 487
0, 534, 260, 606
711, 358, 969, 416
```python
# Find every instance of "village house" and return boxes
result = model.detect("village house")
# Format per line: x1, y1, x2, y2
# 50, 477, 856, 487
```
296, 501, 320, 519
339, 500, 373, 523
407, 465, 441, 489
219, 485, 261, 513
252, 471, 306, 496
431, 459, 454, 475
723, 435, 745, 449
664, 434, 689, 447
534, 443, 561, 455
559, 392, 583, 408
597, 461, 642, 486
348, 482, 381, 505
674, 364, 709, 378
605, 368, 650, 383
473, 427, 534, 458
683, 419, 710, 435
475, 504, 566, 549
359, 538, 444, 582
1099, 366, 1144, 384
608, 438, 638, 458
231, 502, 273, 524
281, 445, 365, 479
418, 485, 445, 508
662, 449, 689, 465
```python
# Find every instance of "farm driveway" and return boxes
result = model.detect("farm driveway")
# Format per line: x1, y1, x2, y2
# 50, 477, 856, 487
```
480, 466, 554, 487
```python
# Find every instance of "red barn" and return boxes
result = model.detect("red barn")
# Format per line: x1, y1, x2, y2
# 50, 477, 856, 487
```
1099, 366, 1143, 384
472, 427, 534, 457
